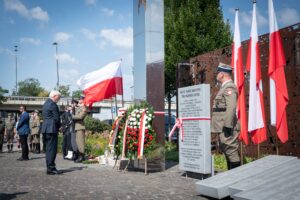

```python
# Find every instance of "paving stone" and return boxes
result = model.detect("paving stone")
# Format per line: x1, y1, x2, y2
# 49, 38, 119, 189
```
0, 148, 207, 200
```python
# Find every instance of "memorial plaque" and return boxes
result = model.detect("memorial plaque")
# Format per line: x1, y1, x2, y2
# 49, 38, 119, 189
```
178, 84, 211, 174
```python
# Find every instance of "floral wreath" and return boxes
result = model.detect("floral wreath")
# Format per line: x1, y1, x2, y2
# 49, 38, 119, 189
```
112, 102, 157, 160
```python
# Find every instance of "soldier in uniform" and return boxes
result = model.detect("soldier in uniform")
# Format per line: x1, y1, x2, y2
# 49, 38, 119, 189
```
211, 63, 241, 170
0, 117, 5, 153
72, 95, 87, 163
30, 110, 41, 154
5, 113, 16, 153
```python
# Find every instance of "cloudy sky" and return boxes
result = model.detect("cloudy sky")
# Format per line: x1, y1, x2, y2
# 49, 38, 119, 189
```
0, 0, 299, 100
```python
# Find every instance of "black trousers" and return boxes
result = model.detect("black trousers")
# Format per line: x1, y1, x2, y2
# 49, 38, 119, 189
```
62, 131, 73, 156
19, 135, 29, 159
44, 133, 58, 171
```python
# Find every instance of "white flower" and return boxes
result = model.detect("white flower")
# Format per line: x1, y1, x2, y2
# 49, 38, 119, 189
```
148, 125, 151, 129
137, 114, 141, 118
133, 122, 137, 125
149, 114, 153, 117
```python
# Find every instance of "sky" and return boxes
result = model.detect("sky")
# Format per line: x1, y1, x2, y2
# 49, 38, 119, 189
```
1, 0, 300, 100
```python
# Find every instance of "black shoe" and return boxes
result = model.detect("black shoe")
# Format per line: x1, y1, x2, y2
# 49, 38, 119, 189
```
17, 157, 29, 161
74, 154, 83, 163
46, 169, 61, 175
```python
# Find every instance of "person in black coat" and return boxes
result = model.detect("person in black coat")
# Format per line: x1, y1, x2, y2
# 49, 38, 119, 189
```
42, 90, 61, 175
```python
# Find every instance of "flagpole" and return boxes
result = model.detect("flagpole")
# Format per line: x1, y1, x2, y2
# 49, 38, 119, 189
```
111, 98, 114, 121
240, 142, 244, 165
121, 94, 124, 108
257, 143, 260, 159
275, 130, 279, 155
115, 95, 118, 118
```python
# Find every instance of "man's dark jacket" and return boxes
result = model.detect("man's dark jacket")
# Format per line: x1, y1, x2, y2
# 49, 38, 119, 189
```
17, 111, 30, 135
41, 98, 61, 134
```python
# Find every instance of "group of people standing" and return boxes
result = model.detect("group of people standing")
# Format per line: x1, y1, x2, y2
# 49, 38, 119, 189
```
61, 97, 87, 163
0, 108, 42, 156
41, 90, 87, 175
0, 90, 88, 175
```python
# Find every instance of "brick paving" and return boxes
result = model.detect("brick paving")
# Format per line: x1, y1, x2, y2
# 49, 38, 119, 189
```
0, 146, 209, 200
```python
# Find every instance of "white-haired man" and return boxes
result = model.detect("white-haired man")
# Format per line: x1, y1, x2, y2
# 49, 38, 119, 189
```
41, 90, 61, 175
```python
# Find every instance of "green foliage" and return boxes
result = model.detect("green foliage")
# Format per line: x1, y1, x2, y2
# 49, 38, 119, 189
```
214, 154, 227, 171
58, 85, 70, 97
165, 141, 179, 162
57, 133, 109, 157
214, 154, 256, 171
84, 115, 112, 133
17, 78, 46, 96
0, 86, 8, 104
37, 89, 50, 97
85, 134, 109, 157
164, 0, 232, 98
72, 89, 82, 99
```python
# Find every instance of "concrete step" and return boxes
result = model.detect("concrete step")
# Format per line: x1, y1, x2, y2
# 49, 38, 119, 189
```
232, 165, 300, 200
195, 155, 297, 199
229, 159, 300, 196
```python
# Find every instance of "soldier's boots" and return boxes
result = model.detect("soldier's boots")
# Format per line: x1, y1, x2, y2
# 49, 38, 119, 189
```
74, 153, 85, 163
7, 144, 13, 153
33, 144, 40, 154
72, 151, 79, 161
229, 161, 241, 170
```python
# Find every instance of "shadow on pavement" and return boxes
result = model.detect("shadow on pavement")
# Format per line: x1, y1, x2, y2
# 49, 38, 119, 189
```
0, 192, 28, 200
60, 166, 87, 174
30, 156, 46, 160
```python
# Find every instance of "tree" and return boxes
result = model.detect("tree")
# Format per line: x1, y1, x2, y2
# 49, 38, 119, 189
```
72, 89, 82, 99
17, 78, 45, 96
0, 86, 8, 104
58, 85, 70, 97
164, 0, 232, 128
37, 89, 50, 97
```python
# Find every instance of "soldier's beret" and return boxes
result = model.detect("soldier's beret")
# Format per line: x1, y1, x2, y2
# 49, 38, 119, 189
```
217, 63, 232, 74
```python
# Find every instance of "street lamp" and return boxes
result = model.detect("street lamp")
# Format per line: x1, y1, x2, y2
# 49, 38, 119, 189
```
53, 42, 59, 89
14, 45, 18, 95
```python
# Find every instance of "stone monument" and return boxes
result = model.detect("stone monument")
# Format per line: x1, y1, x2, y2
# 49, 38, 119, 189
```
178, 84, 211, 174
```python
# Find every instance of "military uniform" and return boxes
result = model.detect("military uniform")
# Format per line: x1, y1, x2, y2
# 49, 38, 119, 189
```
30, 115, 40, 153
5, 114, 16, 152
72, 104, 87, 162
0, 117, 5, 153
211, 63, 240, 170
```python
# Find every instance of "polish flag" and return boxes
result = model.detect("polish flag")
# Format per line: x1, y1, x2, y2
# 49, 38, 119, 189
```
246, 2, 267, 144
77, 60, 123, 106
232, 9, 248, 145
268, 0, 289, 143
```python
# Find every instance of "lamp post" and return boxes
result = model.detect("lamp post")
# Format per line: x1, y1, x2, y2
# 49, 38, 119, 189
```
14, 45, 18, 95
53, 42, 59, 89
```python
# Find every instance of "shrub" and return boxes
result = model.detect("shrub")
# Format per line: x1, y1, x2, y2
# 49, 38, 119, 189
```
85, 134, 109, 157
84, 115, 112, 134
165, 141, 179, 162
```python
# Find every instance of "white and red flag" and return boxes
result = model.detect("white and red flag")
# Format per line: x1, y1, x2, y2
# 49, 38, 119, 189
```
246, 2, 267, 144
268, 0, 289, 143
232, 8, 248, 145
77, 60, 123, 106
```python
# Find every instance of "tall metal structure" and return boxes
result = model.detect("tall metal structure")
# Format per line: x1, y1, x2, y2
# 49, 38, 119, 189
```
14, 45, 18, 95
53, 42, 59, 89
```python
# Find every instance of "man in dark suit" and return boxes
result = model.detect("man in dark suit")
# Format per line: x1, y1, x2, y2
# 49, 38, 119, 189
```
42, 90, 61, 175
16, 106, 30, 160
